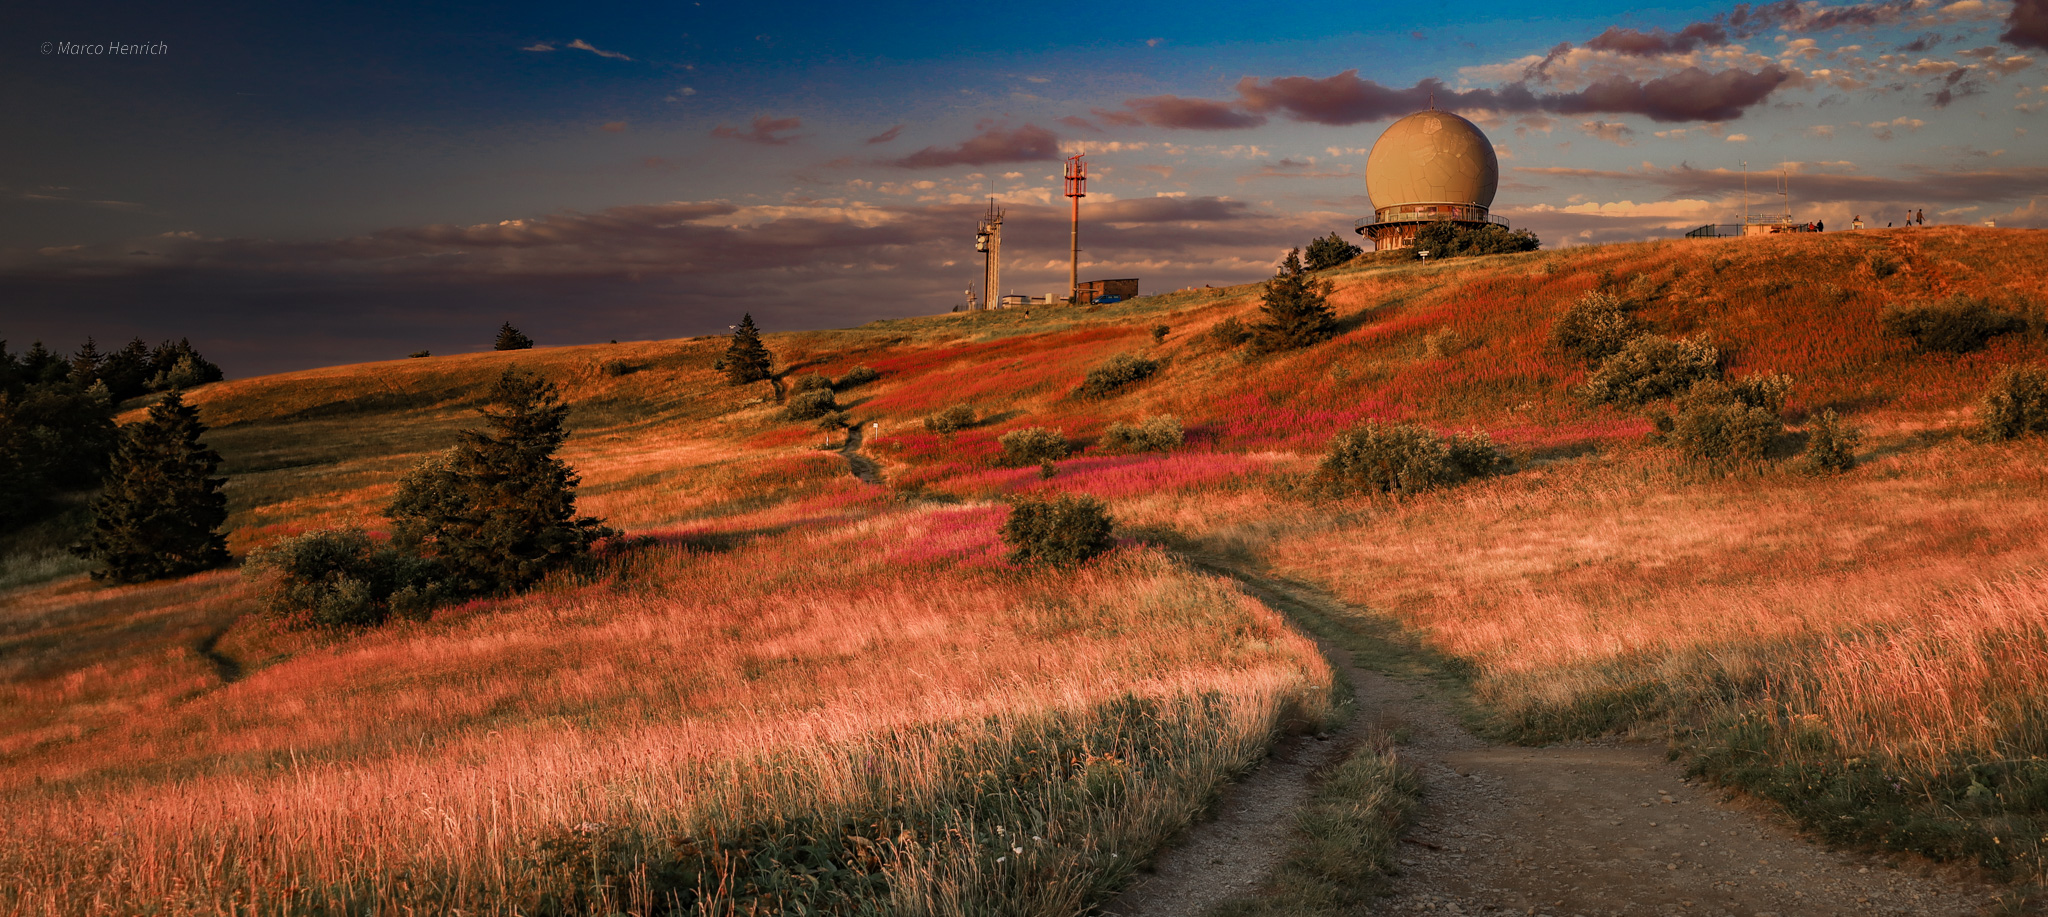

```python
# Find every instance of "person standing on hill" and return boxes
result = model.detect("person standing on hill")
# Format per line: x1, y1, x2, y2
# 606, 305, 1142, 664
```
1917, 209, 1926, 226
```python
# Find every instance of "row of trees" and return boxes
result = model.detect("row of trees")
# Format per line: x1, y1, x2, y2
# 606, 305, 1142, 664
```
0, 338, 224, 531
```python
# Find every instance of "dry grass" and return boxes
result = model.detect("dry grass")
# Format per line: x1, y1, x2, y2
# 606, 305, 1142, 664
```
7, 226, 2048, 909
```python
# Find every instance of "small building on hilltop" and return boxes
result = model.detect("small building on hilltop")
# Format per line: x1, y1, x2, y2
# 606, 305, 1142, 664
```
1075, 278, 1139, 304
1355, 108, 1508, 251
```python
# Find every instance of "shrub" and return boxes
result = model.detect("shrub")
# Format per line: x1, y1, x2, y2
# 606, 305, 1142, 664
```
1880, 295, 2027, 354
1151, 324, 1169, 345
1412, 222, 1541, 258
789, 372, 833, 394
836, 365, 879, 388
599, 359, 633, 377
70, 390, 229, 583
1799, 409, 1860, 474
1101, 415, 1184, 453
998, 427, 1070, 466
1304, 231, 1363, 271
1551, 291, 1647, 367
1252, 250, 1339, 354
924, 405, 977, 434
1669, 382, 1781, 466
388, 370, 615, 597
1981, 364, 2048, 440
784, 388, 839, 421
245, 529, 442, 628
1206, 317, 1253, 349
1000, 494, 1115, 566
1728, 373, 1793, 414
816, 411, 849, 432
1320, 422, 1503, 495
409, 350, 432, 359
1077, 354, 1160, 399
1583, 335, 1720, 407
494, 322, 534, 351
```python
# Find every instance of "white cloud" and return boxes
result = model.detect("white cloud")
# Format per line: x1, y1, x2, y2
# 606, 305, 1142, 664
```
566, 39, 632, 61
1725, 133, 1751, 142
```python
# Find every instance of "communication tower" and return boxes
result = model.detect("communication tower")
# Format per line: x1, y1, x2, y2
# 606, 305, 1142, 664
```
1065, 153, 1086, 304
975, 195, 1004, 311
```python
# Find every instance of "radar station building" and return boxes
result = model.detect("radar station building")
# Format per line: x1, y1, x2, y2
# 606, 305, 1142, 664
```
1355, 109, 1508, 251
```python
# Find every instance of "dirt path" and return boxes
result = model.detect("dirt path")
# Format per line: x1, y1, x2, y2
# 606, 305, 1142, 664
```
838, 422, 883, 485
1111, 568, 2006, 917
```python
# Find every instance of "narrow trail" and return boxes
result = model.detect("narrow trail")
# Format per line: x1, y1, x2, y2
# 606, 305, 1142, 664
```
838, 421, 883, 485
195, 625, 241, 683
1111, 565, 2005, 917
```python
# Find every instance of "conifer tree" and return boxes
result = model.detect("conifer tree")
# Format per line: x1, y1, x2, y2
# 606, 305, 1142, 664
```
1251, 249, 1339, 354
71, 391, 229, 582
1303, 231, 1362, 271
69, 337, 103, 387
494, 322, 535, 351
101, 338, 155, 402
388, 369, 614, 596
722, 313, 774, 385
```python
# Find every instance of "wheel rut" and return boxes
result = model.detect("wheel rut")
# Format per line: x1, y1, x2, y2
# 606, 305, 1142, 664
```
1111, 564, 2006, 917
837, 421, 882, 485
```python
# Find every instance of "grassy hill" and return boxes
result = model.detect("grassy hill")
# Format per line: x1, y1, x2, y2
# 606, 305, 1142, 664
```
4, 226, 2047, 913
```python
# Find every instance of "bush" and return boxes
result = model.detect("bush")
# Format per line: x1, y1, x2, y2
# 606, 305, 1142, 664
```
1411, 222, 1541, 258
245, 529, 442, 628
1728, 373, 1793, 414
409, 350, 432, 359
1880, 295, 2027, 354
599, 359, 633, 377
1101, 415, 1184, 453
1583, 335, 1720, 407
1320, 421, 1504, 495
836, 365, 879, 388
1551, 291, 1647, 367
924, 405, 977, 434
1981, 364, 2048, 440
1151, 324, 1169, 345
1000, 494, 1115, 566
1669, 382, 1781, 466
999, 427, 1070, 466
1799, 409, 1860, 474
784, 388, 838, 421
1206, 317, 1253, 349
1304, 231, 1363, 271
1077, 354, 1160, 399
789, 372, 833, 394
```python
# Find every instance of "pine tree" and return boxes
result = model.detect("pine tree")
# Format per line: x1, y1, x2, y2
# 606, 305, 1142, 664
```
101, 338, 155, 402
722, 313, 774, 385
71, 391, 229, 582
494, 322, 535, 351
1304, 232, 1362, 271
69, 337, 103, 387
388, 369, 615, 596
1251, 249, 1339, 354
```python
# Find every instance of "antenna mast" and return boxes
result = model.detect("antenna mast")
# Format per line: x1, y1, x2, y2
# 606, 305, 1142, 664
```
1065, 153, 1086, 305
975, 188, 1004, 312
1742, 160, 1749, 227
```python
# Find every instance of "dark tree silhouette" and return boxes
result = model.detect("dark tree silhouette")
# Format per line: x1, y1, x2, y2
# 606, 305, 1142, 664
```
1251, 249, 1339, 354
71, 391, 230, 582
723, 313, 775, 385
388, 369, 615, 596
494, 322, 535, 351
1304, 232, 1362, 271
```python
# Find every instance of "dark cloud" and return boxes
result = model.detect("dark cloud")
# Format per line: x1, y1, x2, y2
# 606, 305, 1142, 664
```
1515, 164, 2048, 204
1896, 32, 1945, 53
2006, 0, 2048, 50
1229, 66, 1788, 125
710, 115, 804, 145
1092, 95, 1267, 130
0, 196, 1332, 376
864, 125, 904, 144
1584, 23, 1730, 56
1928, 67, 1985, 107
887, 123, 1061, 168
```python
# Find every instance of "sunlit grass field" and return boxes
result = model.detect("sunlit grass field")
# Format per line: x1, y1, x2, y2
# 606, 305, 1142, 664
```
4, 226, 2048, 912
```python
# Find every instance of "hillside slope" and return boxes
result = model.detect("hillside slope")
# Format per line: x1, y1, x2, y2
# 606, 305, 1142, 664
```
4, 226, 2048, 913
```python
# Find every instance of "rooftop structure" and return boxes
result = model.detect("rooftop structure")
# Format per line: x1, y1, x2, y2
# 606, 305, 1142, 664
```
1355, 108, 1506, 250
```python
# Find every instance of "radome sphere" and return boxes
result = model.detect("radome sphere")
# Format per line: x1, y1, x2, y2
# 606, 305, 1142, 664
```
1364, 110, 1499, 212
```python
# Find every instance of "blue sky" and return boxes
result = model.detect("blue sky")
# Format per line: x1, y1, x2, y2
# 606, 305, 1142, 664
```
4, 0, 2044, 375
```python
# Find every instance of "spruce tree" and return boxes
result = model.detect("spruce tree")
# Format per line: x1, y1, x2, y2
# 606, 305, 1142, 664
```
71, 391, 229, 582
388, 369, 614, 596
722, 313, 774, 385
1251, 249, 1339, 354
69, 337, 103, 387
1303, 232, 1362, 271
494, 322, 535, 351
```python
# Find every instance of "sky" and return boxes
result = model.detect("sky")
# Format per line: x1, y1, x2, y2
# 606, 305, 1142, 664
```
4, 0, 2045, 377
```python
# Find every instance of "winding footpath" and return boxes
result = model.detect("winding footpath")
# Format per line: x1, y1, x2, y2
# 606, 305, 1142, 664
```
1113, 566, 2003, 917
